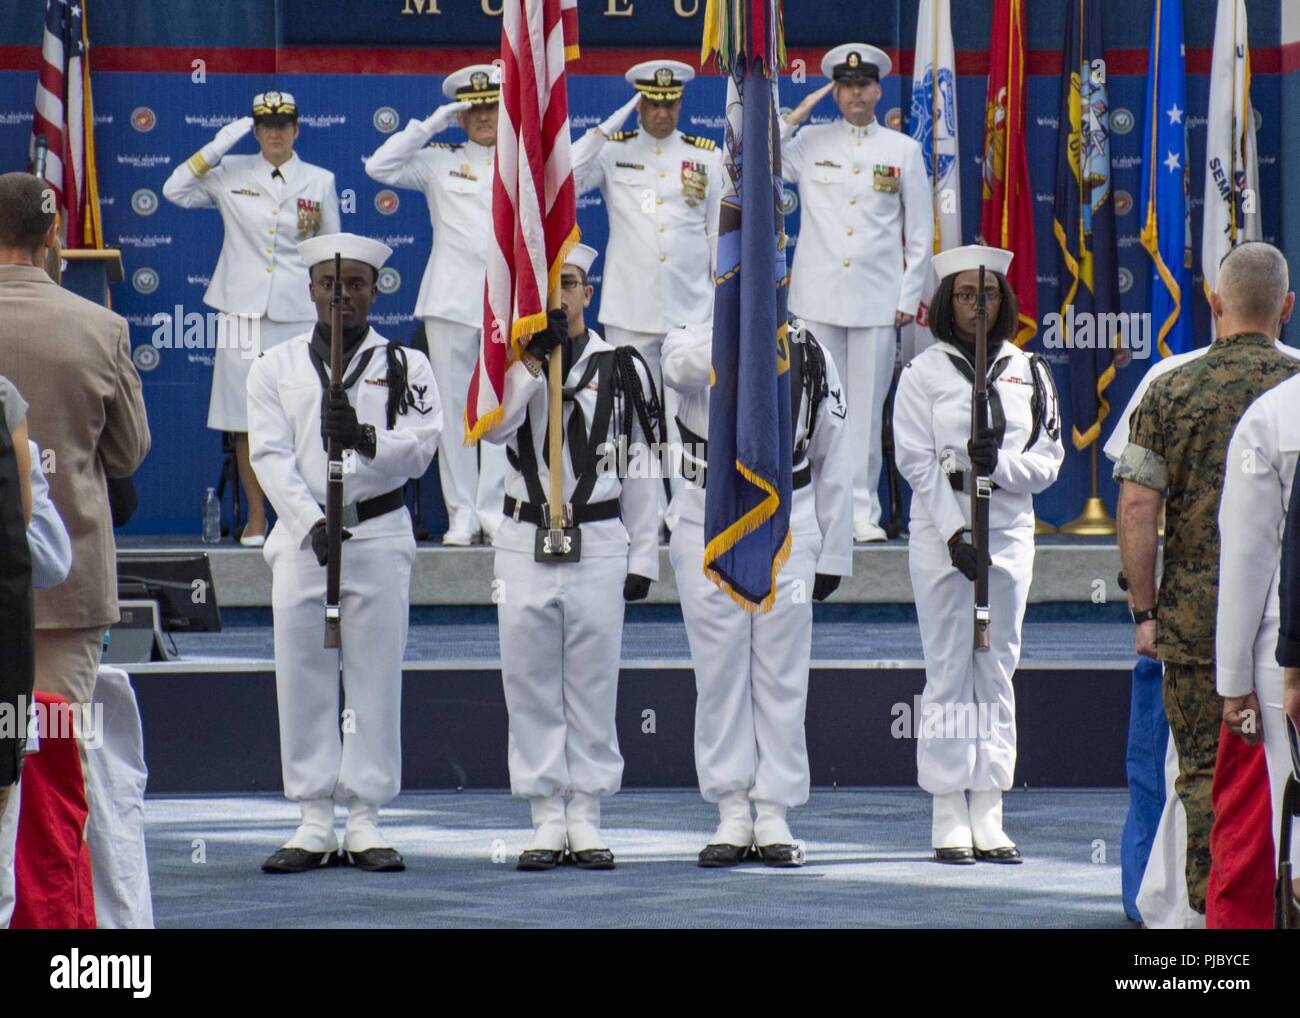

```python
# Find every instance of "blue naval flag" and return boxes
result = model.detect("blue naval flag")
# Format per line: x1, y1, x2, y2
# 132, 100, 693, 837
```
1139, 0, 1194, 357
1052, 0, 1120, 451
702, 7, 792, 613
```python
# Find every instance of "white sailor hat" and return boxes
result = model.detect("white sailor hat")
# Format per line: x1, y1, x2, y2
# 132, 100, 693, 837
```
251, 90, 298, 122
564, 243, 599, 276
442, 64, 501, 105
821, 43, 891, 83
931, 244, 1015, 281
625, 59, 694, 101
297, 232, 394, 272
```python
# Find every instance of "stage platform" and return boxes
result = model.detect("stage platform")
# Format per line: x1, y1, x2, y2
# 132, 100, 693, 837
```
145, 788, 1129, 929
118, 534, 1125, 607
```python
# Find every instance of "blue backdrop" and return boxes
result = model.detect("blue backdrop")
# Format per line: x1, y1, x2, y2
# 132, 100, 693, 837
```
0, 0, 1291, 534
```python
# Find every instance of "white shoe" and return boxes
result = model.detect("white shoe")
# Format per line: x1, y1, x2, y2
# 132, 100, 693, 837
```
526, 794, 567, 852
854, 523, 887, 543
969, 789, 1015, 851
710, 790, 754, 847
282, 799, 337, 853
753, 800, 794, 847
343, 801, 390, 853
442, 527, 473, 546
238, 524, 268, 548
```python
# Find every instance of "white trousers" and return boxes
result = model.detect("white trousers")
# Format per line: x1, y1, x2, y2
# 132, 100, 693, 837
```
209, 315, 309, 432
604, 325, 674, 510
1136, 734, 1196, 928
0, 775, 18, 927
423, 316, 506, 534
1252, 618, 1300, 868
909, 518, 1032, 795
804, 321, 896, 530
265, 523, 415, 805
670, 519, 818, 807
84, 666, 154, 929
494, 547, 627, 799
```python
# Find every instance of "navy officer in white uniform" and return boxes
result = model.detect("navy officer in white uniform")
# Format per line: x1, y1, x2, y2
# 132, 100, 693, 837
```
891, 245, 1062, 864
483, 244, 661, 872
364, 65, 506, 546
164, 90, 340, 547
781, 44, 932, 543
247, 233, 441, 873
662, 319, 852, 867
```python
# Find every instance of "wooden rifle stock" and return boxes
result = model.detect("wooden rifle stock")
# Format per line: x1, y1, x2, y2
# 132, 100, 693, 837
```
972, 265, 991, 652
324, 252, 344, 649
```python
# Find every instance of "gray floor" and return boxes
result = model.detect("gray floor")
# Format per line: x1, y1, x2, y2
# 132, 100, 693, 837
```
146, 788, 1131, 929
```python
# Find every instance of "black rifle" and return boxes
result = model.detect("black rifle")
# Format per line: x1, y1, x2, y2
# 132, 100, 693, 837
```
324, 253, 344, 649
972, 265, 991, 652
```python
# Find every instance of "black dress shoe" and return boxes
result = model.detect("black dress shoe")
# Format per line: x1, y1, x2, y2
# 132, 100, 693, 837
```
517, 848, 564, 871
974, 845, 1023, 864
344, 847, 405, 872
756, 843, 804, 868
933, 846, 977, 865
697, 843, 755, 868
568, 847, 616, 870
261, 847, 339, 873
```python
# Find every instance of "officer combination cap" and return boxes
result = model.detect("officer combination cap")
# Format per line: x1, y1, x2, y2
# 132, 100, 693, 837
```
251, 90, 298, 124
443, 64, 502, 105
298, 232, 394, 272
931, 244, 1015, 281
625, 60, 694, 101
821, 44, 891, 84
564, 243, 600, 276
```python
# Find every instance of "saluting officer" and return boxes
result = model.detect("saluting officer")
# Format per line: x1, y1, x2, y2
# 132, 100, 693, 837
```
662, 320, 852, 867
781, 44, 933, 543
483, 244, 661, 872
364, 64, 506, 546
892, 246, 1063, 864
164, 91, 340, 546
247, 233, 442, 874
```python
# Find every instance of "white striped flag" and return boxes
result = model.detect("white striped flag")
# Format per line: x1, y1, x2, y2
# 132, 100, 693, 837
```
31, 0, 102, 249
465, 0, 581, 443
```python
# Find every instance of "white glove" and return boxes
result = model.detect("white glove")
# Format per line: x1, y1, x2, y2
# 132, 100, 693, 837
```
210, 116, 254, 157
598, 93, 641, 137
422, 101, 472, 136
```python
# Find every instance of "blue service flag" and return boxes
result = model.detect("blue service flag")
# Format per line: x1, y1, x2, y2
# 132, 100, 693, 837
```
703, 54, 792, 612
1139, 0, 1194, 357
1052, 0, 1120, 451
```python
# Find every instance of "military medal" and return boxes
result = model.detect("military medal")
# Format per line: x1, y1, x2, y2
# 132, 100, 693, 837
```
681, 160, 707, 205
873, 164, 901, 193
297, 197, 323, 238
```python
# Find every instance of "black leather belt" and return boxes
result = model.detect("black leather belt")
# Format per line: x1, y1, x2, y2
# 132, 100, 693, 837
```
685, 460, 811, 491
504, 495, 621, 527
947, 471, 999, 494
317, 487, 405, 528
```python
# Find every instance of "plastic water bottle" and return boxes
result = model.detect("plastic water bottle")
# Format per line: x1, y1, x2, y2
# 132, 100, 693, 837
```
201, 487, 221, 544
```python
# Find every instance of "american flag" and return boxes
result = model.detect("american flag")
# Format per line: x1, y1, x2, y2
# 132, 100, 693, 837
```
465, 0, 580, 443
31, 0, 101, 249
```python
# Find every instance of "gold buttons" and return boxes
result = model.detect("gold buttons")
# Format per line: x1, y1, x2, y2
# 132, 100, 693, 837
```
266, 266, 273, 273
660, 254, 667, 262
846, 228, 854, 236
266, 247, 273, 254
658, 225, 665, 232
842, 259, 850, 267
271, 208, 279, 215
852, 167, 861, 175
849, 197, 857, 205
656, 197, 664, 205
659, 171, 666, 178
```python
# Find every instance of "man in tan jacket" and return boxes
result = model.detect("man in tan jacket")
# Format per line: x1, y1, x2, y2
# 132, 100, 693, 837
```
0, 172, 150, 722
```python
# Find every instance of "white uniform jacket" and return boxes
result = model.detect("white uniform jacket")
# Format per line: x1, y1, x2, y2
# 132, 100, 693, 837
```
162, 152, 340, 321
1216, 373, 1300, 697
246, 327, 443, 548
483, 329, 660, 580
661, 322, 853, 577
364, 126, 494, 327
893, 340, 1064, 538
571, 128, 722, 335
780, 118, 932, 328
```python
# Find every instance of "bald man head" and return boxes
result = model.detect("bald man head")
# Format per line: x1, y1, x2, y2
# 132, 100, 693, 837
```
1212, 241, 1294, 337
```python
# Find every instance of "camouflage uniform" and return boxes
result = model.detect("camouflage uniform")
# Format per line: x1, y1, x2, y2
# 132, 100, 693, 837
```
1116, 332, 1300, 912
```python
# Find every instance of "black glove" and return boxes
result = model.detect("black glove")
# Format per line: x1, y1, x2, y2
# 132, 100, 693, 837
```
321, 384, 376, 457
967, 426, 999, 475
623, 574, 651, 602
526, 308, 568, 362
812, 573, 841, 602
948, 530, 980, 582
309, 519, 353, 568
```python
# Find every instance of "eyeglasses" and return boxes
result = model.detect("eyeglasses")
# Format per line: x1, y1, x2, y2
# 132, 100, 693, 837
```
953, 289, 1002, 305
559, 277, 585, 291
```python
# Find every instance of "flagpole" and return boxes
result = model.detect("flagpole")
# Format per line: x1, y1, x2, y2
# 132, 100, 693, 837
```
546, 285, 565, 531
1058, 444, 1116, 535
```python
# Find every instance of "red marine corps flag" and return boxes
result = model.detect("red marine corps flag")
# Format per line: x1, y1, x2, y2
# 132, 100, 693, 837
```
464, 0, 581, 443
